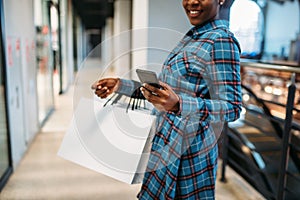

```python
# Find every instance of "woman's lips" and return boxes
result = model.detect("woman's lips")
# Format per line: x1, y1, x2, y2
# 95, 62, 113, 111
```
189, 10, 201, 17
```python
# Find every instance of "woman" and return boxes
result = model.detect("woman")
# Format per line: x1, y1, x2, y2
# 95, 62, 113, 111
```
92, 0, 242, 199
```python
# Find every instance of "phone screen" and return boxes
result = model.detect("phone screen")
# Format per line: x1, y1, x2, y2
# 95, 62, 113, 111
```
136, 69, 161, 88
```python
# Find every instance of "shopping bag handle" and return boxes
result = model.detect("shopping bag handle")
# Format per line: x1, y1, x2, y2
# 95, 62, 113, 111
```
102, 80, 147, 113
126, 86, 146, 112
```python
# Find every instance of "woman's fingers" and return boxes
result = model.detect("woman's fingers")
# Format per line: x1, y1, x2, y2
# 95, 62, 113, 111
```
91, 78, 120, 99
140, 86, 160, 102
91, 79, 107, 89
140, 86, 153, 99
159, 81, 171, 90
91, 81, 100, 89
143, 84, 160, 94
142, 82, 179, 112
95, 87, 111, 98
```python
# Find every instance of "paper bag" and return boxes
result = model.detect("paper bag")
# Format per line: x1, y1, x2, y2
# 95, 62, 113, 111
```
57, 97, 155, 184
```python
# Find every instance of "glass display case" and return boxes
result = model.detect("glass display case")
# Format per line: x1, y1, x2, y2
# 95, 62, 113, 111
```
241, 59, 300, 122
220, 59, 300, 200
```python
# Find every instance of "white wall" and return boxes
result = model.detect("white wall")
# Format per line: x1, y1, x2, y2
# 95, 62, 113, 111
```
264, 0, 300, 56
113, 0, 191, 79
131, 0, 149, 79
66, 0, 75, 84
113, 0, 132, 79
60, 0, 74, 91
148, 0, 191, 73
148, 0, 191, 33
3, 0, 39, 168
76, 16, 85, 70
101, 18, 114, 72
100, 0, 192, 80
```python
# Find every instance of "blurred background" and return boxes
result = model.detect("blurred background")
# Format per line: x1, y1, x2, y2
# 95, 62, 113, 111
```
0, 0, 299, 199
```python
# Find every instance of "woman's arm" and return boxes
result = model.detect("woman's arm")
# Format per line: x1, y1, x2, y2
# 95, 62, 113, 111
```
92, 78, 142, 98
177, 35, 242, 123
117, 79, 142, 97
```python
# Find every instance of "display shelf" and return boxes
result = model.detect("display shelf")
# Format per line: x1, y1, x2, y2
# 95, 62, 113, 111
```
220, 60, 300, 200
241, 59, 300, 123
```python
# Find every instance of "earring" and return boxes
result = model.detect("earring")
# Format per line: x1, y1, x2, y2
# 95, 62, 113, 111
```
219, 1, 224, 5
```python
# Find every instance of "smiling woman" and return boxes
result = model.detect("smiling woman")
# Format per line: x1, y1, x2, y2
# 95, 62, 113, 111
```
92, 0, 242, 199
182, 0, 222, 26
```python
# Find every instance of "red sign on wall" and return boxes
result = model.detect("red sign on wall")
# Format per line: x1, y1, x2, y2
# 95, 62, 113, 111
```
7, 37, 13, 67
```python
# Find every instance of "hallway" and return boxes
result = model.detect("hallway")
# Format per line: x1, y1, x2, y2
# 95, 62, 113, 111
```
0, 60, 265, 200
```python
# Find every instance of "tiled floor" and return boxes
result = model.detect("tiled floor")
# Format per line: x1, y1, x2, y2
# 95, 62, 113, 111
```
0, 60, 266, 200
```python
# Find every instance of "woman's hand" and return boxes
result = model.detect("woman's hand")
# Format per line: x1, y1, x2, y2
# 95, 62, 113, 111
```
140, 82, 179, 113
91, 78, 120, 99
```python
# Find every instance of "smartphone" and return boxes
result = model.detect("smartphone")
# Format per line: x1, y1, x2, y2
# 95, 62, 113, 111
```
136, 69, 161, 89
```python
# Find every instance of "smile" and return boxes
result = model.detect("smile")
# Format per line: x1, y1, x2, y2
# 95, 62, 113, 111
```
188, 10, 201, 17
190, 10, 199, 14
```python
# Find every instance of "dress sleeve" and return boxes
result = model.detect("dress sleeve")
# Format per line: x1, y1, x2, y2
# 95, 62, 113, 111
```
116, 79, 142, 97
177, 35, 242, 123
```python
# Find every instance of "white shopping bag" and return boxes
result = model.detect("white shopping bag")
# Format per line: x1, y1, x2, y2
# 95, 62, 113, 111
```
57, 97, 155, 184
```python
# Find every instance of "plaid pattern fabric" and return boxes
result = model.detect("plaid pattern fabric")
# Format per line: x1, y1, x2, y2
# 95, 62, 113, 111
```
118, 20, 242, 199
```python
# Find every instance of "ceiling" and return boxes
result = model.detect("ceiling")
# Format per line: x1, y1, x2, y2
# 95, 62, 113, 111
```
72, 0, 114, 29
72, 0, 299, 29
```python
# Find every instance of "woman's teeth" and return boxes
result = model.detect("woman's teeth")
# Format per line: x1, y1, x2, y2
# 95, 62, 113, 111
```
190, 10, 199, 14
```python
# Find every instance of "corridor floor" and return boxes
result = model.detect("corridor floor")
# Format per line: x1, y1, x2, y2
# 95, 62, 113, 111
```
0, 63, 265, 200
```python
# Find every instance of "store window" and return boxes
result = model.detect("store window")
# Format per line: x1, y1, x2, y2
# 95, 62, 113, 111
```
230, 0, 264, 59
0, 41, 10, 190
35, 0, 55, 125
0, 1, 11, 190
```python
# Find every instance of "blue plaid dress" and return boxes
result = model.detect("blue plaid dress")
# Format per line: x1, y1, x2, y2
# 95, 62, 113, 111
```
118, 20, 242, 200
